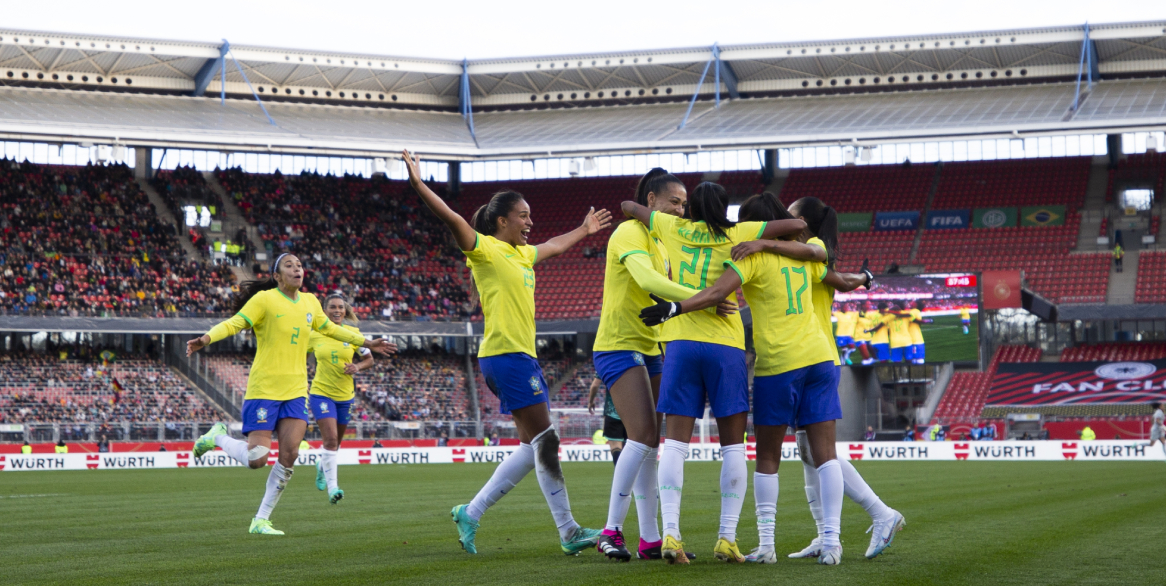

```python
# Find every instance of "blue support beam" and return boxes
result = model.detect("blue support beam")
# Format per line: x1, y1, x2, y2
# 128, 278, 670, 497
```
460, 59, 477, 142
715, 45, 739, 100
191, 42, 229, 97
1071, 23, 1095, 112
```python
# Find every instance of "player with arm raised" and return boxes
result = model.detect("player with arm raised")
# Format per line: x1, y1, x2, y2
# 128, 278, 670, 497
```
188, 254, 397, 535
621, 183, 805, 564
308, 292, 376, 505
401, 150, 613, 556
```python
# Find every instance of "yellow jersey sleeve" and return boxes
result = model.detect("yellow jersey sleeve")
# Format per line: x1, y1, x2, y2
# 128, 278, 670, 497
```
207, 313, 250, 344
308, 294, 366, 347
464, 234, 538, 358
594, 222, 672, 355
236, 292, 268, 329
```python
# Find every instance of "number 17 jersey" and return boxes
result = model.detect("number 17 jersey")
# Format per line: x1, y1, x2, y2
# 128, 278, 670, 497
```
648, 211, 766, 350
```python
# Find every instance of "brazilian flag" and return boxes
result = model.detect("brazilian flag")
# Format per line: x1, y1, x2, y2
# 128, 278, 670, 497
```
1021, 205, 1065, 227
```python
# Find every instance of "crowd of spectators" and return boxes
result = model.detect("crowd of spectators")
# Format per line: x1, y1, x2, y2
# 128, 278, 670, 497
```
216, 168, 473, 321
150, 165, 225, 255
0, 160, 237, 316
357, 348, 468, 422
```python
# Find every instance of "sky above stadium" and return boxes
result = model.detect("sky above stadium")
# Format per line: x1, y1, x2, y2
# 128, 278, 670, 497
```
9, 0, 1165, 60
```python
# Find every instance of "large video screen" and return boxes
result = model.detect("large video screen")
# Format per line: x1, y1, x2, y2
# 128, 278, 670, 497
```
831, 273, 980, 365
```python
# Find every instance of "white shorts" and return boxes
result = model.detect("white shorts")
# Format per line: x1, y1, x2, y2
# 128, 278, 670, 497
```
1151, 426, 1164, 441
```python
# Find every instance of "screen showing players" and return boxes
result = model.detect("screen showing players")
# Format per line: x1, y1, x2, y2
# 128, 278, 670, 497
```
831, 273, 979, 365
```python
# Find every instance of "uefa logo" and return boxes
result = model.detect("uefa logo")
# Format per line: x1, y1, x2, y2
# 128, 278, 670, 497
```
982, 210, 1007, 228
1094, 362, 1157, 380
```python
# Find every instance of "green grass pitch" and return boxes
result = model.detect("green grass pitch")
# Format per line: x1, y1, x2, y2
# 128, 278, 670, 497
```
909, 314, 979, 363
3, 461, 1162, 585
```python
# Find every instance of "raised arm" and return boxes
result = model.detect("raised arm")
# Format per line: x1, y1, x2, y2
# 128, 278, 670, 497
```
759, 219, 807, 240
187, 313, 250, 356
731, 239, 826, 263
534, 207, 612, 265
403, 149, 476, 252
620, 201, 652, 225
640, 269, 743, 326
625, 254, 737, 316
823, 270, 871, 292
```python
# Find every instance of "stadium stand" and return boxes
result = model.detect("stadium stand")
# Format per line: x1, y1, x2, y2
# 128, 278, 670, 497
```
1060, 342, 1166, 362
0, 160, 237, 316
931, 345, 1041, 421
216, 168, 473, 321
150, 166, 226, 256
1135, 250, 1166, 304
931, 158, 1091, 210
778, 163, 936, 213
1107, 151, 1166, 202
836, 230, 916, 274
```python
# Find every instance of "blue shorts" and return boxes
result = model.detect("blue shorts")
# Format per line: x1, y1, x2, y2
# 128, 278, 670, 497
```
753, 361, 842, 427
242, 397, 310, 435
910, 344, 925, 361
873, 343, 890, 361
657, 340, 748, 419
310, 395, 354, 426
479, 352, 549, 415
891, 346, 908, 362
961, 319, 971, 325
836, 336, 854, 347
593, 350, 664, 391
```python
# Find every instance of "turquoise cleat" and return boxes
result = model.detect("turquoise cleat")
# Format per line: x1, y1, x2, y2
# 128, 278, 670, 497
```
561, 526, 602, 555
193, 422, 228, 458
315, 461, 327, 491
329, 488, 344, 505
451, 504, 479, 554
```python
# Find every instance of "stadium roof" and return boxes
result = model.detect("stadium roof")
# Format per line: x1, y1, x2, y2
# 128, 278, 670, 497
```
0, 21, 1163, 160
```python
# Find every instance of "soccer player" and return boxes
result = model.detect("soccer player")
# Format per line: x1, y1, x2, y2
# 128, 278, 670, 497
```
308, 292, 374, 505
621, 184, 805, 564
188, 254, 397, 535
401, 150, 611, 556
833, 304, 859, 365
593, 168, 730, 561
852, 304, 875, 366
887, 301, 914, 363
1147, 402, 1165, 459
866, 303, 893, 363
906, 300, 932, 364
960, 306, 972, 334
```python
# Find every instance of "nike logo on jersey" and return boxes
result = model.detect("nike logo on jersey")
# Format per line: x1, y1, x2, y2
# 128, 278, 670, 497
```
551, 489, 563, 496
276, 314, 286, 318
505, 254, 516, 258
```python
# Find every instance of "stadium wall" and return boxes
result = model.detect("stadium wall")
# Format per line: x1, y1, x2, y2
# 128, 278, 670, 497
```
2, 441, 1157, 471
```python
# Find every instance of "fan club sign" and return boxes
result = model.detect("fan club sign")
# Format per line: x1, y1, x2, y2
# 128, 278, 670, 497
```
987, 359, 1166, 406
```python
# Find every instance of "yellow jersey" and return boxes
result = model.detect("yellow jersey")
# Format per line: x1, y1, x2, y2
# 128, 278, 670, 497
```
960, 307, 971, 321
726, 253, 833, 376
207, 289, 366, 401
464, 234, 539, 358
594, 221, 670, 355
853, 313, 874, 342
907, 308, 925, 344
308, 324, 371, 401
869, 313, 892, 345
834, 310, 858, 338
806, 237, 842, 365
649, 211, 766, 350
888, 314, 913, 348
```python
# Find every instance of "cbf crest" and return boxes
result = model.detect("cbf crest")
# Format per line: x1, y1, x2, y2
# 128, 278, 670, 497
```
318, 400, 330, 414
256, 407, 269, 423
529, 376, 542, 395
632, 352, 645, 366
306, 313, 313, 325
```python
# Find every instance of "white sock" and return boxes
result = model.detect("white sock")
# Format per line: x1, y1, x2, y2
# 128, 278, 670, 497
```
817, 459, 843, 548
658, 439, 688, 540
753, 472, 778, 548
256, 462, 292, 520
605, 440, 651, 532
718, 444, 747, 542
467, 443, 534, 521
633, 447, 661, 543
215, 434, 250, 465
530, 428, 579, 542
803, 462, 825, 539
840, 458, 890, 520
321, 449, 339, 492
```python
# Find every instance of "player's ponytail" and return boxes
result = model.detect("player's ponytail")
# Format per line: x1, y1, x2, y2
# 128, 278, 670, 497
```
471, 191, 525, 235
635, 167, 683, 206
687, 182, 734, 242
738, 191, 794, 223
794, 196, 840, 270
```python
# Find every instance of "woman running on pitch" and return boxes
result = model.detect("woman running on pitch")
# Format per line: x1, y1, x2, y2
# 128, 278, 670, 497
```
189, 254, 396, 535
593, 168, 735, 561
400, 149, 612, 556
620, 183, 804, 564
308, 292, 376, 505
733, 195, 905, 562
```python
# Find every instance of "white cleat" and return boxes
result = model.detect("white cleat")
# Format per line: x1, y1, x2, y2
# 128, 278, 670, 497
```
788, 537, 822, 559
865, 509, 906, 559
745, 546, 777, 564
818, 544, 842, 565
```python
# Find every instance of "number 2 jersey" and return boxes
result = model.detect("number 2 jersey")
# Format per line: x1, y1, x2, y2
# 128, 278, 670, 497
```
308, 324, 371, 402
648, 210, 766, 350
207, 289, 366, 401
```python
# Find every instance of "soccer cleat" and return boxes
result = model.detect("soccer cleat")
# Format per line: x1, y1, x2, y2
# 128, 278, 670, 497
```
315, 461, 326, 491
451, 504, 479, 554
561, 526, 602, 555
328, 487, 344, 505
248, 517, 284, 536
660, 535, 690, 565
865, 509, 905, 559
596, 530, 632, 561
193, 422, 228, 458
745, 546, 777, 564
637, 538, 696, 560
818, 544, 842, 565
789, 537, 823, 558
713, 538, 745, 563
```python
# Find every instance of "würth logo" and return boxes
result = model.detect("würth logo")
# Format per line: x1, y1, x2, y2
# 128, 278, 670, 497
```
954, 443, 969, 460
176, 453, 190, 468
358, 450, 371, 465
0, 455, 5, 471
86, 454, 100, 469
848, 444, 864, 460
452, 449, 466, 463
745, 443, 756, 462
1061, 442, 1078, 460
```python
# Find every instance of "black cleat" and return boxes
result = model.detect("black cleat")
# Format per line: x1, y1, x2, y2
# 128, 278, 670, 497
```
596, 530, 632, 562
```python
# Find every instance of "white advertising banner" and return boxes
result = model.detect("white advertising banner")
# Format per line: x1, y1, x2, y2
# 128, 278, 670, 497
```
1, 441, 1160, 472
